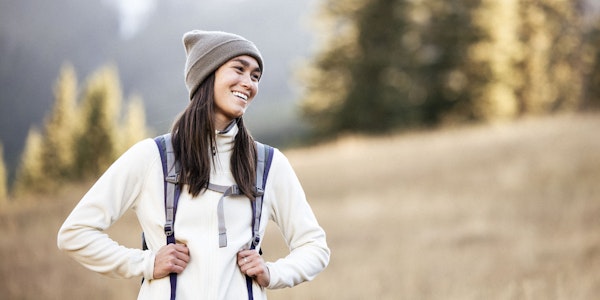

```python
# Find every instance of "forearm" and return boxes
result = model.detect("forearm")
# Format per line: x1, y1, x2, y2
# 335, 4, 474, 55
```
58, 222, 154, 279
266, 232, 330, 289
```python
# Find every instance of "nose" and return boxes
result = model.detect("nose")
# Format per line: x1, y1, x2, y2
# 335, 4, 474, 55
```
240, 76, 258, 97
240, 74, 252, 88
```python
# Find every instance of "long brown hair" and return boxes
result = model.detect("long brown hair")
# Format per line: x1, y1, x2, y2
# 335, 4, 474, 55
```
171, 72, 257, 199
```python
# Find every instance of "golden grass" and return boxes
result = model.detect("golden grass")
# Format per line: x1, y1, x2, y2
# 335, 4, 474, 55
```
1, 113, 599, 299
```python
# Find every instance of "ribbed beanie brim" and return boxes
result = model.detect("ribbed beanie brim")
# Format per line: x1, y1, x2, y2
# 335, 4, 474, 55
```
183, 30, 263, 100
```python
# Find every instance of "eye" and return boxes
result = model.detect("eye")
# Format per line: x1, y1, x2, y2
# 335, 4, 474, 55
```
251, 72, 261, 81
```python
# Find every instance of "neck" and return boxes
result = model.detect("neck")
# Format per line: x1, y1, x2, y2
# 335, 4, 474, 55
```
217, 119, 237, 133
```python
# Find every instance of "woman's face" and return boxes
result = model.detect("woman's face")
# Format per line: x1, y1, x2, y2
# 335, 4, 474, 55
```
213, 55, 261, 130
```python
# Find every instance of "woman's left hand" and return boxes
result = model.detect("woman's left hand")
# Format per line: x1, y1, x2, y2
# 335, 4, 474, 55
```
237, 249, 270, 287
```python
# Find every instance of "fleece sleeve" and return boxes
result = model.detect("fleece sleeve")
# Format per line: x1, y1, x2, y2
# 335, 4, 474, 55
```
57, 139, 157, 280
265, 150, 330, 289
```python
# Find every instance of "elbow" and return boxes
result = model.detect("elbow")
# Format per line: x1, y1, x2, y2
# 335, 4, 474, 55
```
56, 226, 68, 251
56, 223, 79, 252
320, 243, 331, 270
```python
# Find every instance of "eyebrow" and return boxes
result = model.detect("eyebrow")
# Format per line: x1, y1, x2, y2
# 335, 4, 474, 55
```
232, 58, 262, 73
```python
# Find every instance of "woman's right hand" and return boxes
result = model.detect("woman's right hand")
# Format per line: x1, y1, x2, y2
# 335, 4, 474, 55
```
153, 244, 190, 279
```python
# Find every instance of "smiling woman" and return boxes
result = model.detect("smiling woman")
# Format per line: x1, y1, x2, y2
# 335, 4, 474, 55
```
57, 30, 330, 300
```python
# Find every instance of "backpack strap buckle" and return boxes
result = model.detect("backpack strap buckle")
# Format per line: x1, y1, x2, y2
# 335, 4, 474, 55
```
230, 185, 240, 196
166, 174, 180, 184
164, 223, 174, 237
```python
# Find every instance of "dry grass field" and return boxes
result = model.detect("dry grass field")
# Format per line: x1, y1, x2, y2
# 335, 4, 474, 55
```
1, 113, 599, 299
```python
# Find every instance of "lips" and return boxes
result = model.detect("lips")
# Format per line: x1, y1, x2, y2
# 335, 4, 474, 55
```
232, 91, 249, 101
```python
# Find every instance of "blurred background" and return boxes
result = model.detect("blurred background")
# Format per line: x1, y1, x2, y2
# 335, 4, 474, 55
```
0, 0, 320, 183
1, 0, 600, 299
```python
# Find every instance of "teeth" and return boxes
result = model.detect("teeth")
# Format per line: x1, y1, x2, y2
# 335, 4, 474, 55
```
232, 91, 248, 100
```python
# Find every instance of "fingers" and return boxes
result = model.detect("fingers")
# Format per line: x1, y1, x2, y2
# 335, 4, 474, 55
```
237, 250, 270, 287
237, 249, 259, 267
153, 244, 190, 279
172, 244, 191, 262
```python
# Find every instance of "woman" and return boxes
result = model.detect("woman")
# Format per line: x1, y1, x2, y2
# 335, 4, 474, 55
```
57, 30, 330, 299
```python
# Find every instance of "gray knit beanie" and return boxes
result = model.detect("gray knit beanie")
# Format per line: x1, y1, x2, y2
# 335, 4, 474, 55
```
183, 30, 264, 100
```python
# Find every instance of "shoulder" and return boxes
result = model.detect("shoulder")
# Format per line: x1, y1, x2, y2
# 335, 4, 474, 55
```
263, 147, 300, 186
108, 138, 161, 175
255, 143, 288, 168
122, 138, 160, 160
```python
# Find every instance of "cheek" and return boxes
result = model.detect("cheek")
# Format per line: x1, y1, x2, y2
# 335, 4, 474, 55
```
251, 84, 259, 99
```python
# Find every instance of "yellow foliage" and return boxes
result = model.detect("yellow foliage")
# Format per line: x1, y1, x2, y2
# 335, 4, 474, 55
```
75, 65, 123, 178
119, 94, 150, 153
81, 65, 122, 123
13, 128, 47, 196
42, 63, 79, 181
13, 63, 151, 199
472, 0, 522, 119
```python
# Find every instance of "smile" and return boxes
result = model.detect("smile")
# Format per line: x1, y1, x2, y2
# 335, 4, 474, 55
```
232, 91, 249, 101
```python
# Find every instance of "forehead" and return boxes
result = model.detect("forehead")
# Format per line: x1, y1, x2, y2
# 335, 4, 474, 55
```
227, 55, 261, 71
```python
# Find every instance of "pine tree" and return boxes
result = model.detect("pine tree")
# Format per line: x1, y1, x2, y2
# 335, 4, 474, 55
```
74, 65, 122, 178
300, 0, 594, 139
300, 0, 488, 136
299, 0, 366, 138
583, 20, 600, 110
41, 63, 79, 185
338, 0, 413, 132
517, 0, 585, 114
119, 94, 150, 154
13, 128, 47, 196
579, 0, 600, 111
410, 0, 487, 124
468, 0, 522, 120
0, 143, 8, 206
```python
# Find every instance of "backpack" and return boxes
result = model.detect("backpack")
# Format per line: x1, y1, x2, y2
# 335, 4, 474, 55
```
143, 133, 275, 300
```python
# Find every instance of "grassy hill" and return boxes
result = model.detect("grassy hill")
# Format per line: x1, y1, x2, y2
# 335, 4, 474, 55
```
1, 113, 599, 299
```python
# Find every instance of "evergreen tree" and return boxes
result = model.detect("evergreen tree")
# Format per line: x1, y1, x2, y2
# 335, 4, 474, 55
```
517, 0, 585, 114
41, 63, 79, 185
13, 128, 47, 195
468, 0, 522, 120
300, 0, 366, 138
0, 143, 8, 206
300, 0, 488, 137
119, 94, 150, 153
337, 0, 412, 133
74, 65, 122, 178
300, 0, 594, 139
578, 0, 600, 110
585, 25, 600, 110
410, 0, 487, 124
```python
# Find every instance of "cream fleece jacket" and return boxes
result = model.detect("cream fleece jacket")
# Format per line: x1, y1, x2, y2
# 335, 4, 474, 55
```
57, 125, 330, 299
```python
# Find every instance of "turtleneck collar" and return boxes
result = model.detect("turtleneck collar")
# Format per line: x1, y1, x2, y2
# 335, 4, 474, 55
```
214, 121, 238, 156
218, 119, 237, 134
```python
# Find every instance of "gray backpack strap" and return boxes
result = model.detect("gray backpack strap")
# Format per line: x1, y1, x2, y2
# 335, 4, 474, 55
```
245, 142, 274, 300
152, 133, 181, 300
250, 142, 274, 250
163, 134, 181, 240
251, 143, 266, 249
